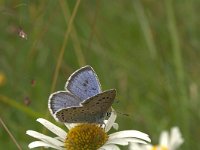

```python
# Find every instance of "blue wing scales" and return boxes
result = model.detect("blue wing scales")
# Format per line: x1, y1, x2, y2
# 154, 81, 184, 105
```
65, 66, 102, 101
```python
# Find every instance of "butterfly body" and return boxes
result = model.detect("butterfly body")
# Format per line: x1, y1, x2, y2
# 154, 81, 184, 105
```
48, 66, 116, 124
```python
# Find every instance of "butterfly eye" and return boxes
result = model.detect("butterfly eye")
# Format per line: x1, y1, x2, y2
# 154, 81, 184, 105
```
106, 112, 111, 117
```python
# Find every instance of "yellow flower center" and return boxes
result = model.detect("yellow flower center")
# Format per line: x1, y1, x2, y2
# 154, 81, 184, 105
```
152, 145, 168, 150
65, 123, 108, 150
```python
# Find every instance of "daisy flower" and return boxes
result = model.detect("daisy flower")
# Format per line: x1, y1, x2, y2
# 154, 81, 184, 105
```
129, 126, 184, 150
26, 111, 151, 150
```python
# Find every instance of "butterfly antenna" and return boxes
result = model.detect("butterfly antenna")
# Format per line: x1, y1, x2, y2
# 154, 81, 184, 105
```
113, 99, 132, 117
115, 111, 130, 117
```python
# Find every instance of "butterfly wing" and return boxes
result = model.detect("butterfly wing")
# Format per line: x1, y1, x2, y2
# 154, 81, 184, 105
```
65, 66, 102, 101
48, 91, 82, 117
55, 89, 116, 123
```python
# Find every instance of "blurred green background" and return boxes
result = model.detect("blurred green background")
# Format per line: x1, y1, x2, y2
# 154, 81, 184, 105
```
0, 0, 199, 149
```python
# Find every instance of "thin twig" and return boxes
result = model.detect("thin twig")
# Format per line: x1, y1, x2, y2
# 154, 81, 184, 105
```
50, 0, 82, 93
59, 0, 86, 66
0, 117, 23, 150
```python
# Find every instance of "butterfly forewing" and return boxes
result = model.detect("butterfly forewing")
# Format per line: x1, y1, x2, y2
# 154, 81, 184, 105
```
55, 89, 116, 123
65, 66, 102, 101
48, 91, 82, 115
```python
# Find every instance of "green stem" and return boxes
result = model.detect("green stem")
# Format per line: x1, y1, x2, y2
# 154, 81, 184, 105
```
165, 0, 189, 148
133, 0, 157, 59
0, 95, 42, 118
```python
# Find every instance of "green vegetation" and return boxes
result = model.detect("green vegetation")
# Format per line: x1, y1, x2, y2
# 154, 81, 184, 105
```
0, 0, 199, 149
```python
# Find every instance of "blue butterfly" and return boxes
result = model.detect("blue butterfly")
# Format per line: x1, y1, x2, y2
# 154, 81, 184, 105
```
48, 65, 116, 124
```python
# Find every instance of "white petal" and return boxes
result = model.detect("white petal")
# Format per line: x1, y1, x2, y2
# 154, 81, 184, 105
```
104, 120, 119, 131
144, 144, 154, 150
159, 130, 169, 147
26, 130, 64, 146
54, 136, 65, 142
64, 123, 78, 130
106, 138, 147, 145
37, 118, 67, 140
169, 127, 184, 150
28, 141, 64, 149
64, 123, 72, 130
129, 143, 147, 150
112, 123, 119, 130
109, 130, 151, 142
128, 143, 139, 150
99, 144, 120, 150
105, 108, 117, 132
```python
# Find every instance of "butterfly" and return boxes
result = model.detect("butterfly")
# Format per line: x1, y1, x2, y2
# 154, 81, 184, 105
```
48, 65, 116, 124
